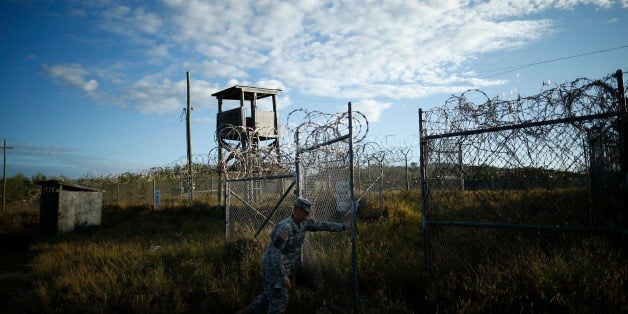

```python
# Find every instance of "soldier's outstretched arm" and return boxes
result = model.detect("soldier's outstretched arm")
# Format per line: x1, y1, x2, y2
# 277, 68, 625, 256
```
305, 219, 349, 232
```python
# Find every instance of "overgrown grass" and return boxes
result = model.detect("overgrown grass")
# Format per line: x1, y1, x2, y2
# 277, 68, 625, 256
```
452, 241, 627, 313
0, 191, 626, 313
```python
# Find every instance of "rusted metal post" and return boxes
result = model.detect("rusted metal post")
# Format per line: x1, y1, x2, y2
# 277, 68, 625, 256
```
418, 108, 429, 271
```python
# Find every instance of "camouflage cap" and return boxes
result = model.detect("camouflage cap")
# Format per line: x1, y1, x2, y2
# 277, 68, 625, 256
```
295, 197, 313, 214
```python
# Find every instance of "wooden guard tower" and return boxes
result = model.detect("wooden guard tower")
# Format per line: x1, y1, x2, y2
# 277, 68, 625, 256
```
212, 85, 282, 172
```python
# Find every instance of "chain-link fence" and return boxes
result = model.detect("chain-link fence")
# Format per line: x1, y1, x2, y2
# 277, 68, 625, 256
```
295, 112, 355, 307
94, 175, 220, 207
224, 104, 365, 311
419, 70, 627, 274
353, 139, 421, 216
225, 175, 296, 238
76, 153, 221, 208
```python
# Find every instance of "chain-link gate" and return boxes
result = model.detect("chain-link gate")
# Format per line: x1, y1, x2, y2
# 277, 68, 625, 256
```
224, 103, 365, 311
419, 71, 627, 274
225, 175, 296, 238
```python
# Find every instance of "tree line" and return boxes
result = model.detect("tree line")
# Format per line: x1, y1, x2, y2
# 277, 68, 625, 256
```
1, 173, 70, 212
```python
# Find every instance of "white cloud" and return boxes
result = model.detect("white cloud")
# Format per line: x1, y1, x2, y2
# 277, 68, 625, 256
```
198, 60, 247, 79
554, 0, 614, 9
47, 0, 626, 118
255, 79, 286, 91
195, 117, 214, 123
353, 100, 392, 123
148, 44, 171, 59
44, 63, 99, 94
133, 8, 162, 34
205, 0, 555, 101
96, 3, 163, 44
125, 76, 220, 114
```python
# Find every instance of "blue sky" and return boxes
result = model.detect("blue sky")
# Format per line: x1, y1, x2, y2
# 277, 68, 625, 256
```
1, 0, 627, 179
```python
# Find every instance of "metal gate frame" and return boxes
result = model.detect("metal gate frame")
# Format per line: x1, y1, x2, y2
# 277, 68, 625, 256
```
419, 70, 628, 271
224, 103, 359, 312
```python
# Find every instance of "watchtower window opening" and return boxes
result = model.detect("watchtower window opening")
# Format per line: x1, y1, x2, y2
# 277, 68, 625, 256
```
213, 85, 282, 142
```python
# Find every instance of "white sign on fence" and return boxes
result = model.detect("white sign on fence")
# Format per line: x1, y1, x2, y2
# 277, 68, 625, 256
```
154, 189, 160, 209
335, 181, 351, 212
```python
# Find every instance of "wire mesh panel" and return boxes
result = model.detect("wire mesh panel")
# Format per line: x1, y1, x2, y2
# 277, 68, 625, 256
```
226, 176, 295, 238
420, 72, 627, 273
223, 105, 366, 310
292, 107, 365, 309
78, 153, 223, 207
299, 140, 353, 292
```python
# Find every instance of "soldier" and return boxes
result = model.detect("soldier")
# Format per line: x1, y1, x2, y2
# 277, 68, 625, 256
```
238, 197, 352, 313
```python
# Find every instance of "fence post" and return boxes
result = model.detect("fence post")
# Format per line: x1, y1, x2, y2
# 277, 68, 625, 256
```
367, 159, 371, 203
615, 69, 627, 189
616, 70, 627, 227
348, 102, 359, 314
405, 151, 410, 191
379, 159, 384, 212
224, 180, 230, 237
418, 108, 429, 271
295, 130, 302, 197
458, 142, 464, 192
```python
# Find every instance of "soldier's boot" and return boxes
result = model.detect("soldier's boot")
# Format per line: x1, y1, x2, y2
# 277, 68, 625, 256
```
236, 304, 254, 314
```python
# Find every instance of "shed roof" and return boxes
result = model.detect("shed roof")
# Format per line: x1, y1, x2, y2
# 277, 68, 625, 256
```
211, 85, 282, 100
36, 180, 101, 192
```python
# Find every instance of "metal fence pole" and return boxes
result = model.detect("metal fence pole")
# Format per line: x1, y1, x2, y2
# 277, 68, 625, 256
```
615, 69, 627, 225
615, 69, 627, 189
405, 151, 410, 191
295, 130, 302, 197
225, 180, 230, 237
348, 102, 359, 313
379, 159, 384, 212
418, 108, 429, 271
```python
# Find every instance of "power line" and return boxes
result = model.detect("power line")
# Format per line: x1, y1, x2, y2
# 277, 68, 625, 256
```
477, 44, 628, 79
292, 44, 628, 103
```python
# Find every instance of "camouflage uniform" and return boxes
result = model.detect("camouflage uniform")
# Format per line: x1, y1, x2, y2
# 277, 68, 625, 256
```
251, 213, 345, 313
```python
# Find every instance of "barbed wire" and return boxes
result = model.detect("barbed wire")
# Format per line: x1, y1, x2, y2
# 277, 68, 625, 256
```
214, 124, 294, 179
421, 72, 623, 173
283, 109, 370, 173
424, 73, 621, 135
420, 71, 626, 274
285, 109, 369, 146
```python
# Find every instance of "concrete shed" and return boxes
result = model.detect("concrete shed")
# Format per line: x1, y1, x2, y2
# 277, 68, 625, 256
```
37, 180, 103, 235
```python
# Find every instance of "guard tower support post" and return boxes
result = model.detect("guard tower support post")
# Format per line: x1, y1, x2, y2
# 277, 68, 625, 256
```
212, 85, 282, 205
272, 94, 280, 161
217, 97, 223, 205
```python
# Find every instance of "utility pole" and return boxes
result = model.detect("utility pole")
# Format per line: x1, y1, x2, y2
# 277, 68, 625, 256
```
2, 139, 14, 213
186, 71, 194, 204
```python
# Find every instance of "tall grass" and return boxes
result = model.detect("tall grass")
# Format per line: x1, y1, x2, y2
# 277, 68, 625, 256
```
0, 191, 625, 313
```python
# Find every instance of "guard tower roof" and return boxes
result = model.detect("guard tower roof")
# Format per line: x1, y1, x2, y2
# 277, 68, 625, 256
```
211, 85, 282, 100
